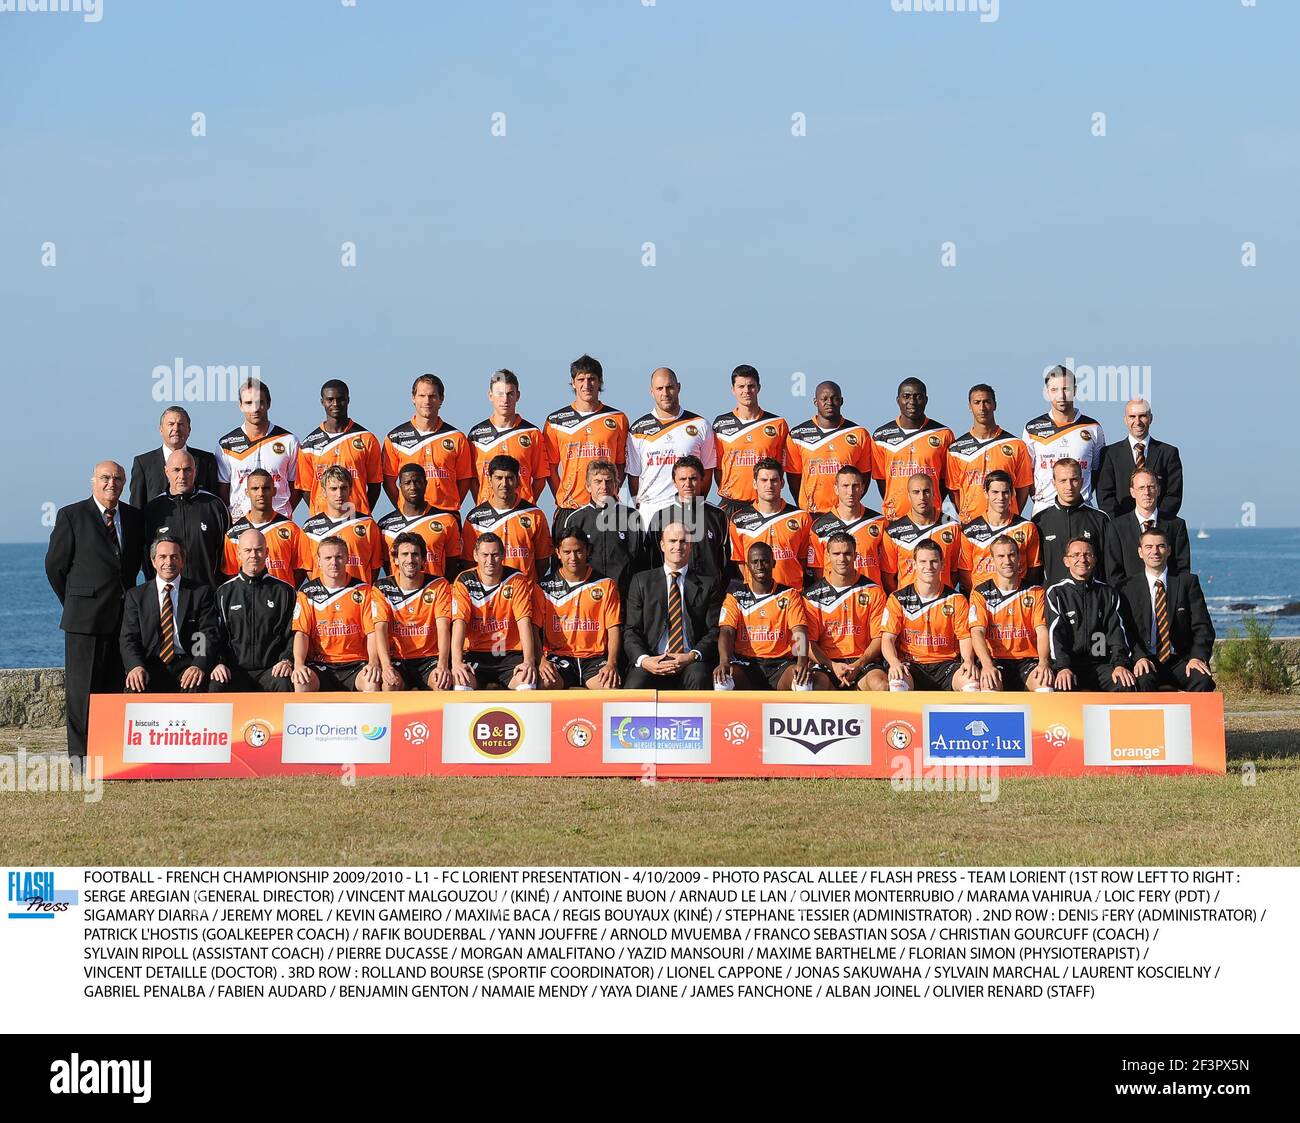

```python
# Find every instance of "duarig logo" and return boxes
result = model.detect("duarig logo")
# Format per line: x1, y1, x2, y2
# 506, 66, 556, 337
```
924, 706, 1031, 765
7, 870, 78, 919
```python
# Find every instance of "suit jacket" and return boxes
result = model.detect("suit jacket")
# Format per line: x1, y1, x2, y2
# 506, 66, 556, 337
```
45, 498, 146, 635
120, 577, 219, 673
129, 446, 219, 510
645, 499, 731, 584
1121, 571, 1215, 663
1096, 437, 1183, 519
1105, 512, 1191, 583
624, 567, 721, 667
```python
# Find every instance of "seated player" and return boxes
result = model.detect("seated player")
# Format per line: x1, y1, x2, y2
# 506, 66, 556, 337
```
221, 468, 304, 584
377, 462, 462, 579
967, 535, 1052, 692
880, 472, 961, 592
880, 538, 979, 691
803, 532, 890, 691
1044, 537, 1137, 692
290, 536, 383, 692
715, 542, 828, 690
728, 458, 812, 589
450, 532, 539, 689
1124, 526, 1217, 692
806, 465, 885, 586
299, 466, 384, 583
372, 532, 454, 691
534, 529, 623, 690
462, 454, 552, 584
956, 469, 1042, 593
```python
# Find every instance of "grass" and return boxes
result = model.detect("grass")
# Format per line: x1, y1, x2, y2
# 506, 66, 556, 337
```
1, 698, 1297, 867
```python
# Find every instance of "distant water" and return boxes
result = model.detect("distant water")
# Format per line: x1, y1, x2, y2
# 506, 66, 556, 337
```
2, 529, 1298, 668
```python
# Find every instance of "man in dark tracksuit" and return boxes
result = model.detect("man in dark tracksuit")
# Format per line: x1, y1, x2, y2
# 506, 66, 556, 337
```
560, 466, 647, 601
144, 450, 229, 589
1032, 457, 1113, 586
209, 528, 296, 692
1045, 535, 1137, 692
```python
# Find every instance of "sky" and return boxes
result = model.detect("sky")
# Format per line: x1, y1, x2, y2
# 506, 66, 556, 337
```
1, 0, 1297, 539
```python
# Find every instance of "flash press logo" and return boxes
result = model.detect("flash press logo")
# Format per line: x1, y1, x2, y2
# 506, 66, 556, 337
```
50, 1055, 151, 1104
0, 0, 103, 23
7, 870, 78, 919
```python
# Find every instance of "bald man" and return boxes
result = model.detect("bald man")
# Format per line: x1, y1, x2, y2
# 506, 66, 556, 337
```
45, 460, 147, 768
1096, 398, 1183, 519
210, 528, 297, 692
626, 367, 717, 523
143, 449, 229, 588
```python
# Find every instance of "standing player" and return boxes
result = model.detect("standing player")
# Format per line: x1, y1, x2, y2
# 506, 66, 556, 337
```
806, 465, 886, 585
382, 374, 474, 513
290, 537, 383, 693
544, 354, 628, 535
462, 455, 553, 584
216, 378, 300, 519
785, 381, 874, 516
803, 532, 890, 691
450, 533, 539, 690
626, 367, 716, 524
872, 378, 954, 521
558, 460, 646, 599
377, 463, 463, 579
967, 536, 1052, 691
1022, 364, 1106, 508
728, 458, 812, 589
299, 467, 384, 583
296, 380, 383, 516
880, 474, 961, 593
534, 529, 623, 690
956, 470, 1042, 592
371, 532, 454, 691
468, 369, 549, 504
945, 384, 1033, 522
221, 469, 304, 585
880, 539, 979, 692
711, 365, 790, 516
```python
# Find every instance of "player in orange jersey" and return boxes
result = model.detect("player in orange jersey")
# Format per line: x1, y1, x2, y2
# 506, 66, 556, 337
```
728, 458, 812, 589
468, 369, 549, 504
450, 532, 539, 689
295, 380, 384, 516
290, 536, 383, 692
298, 467, 385, 583
956, 469, 1042, 592
461, 455, 552, 583
803, 532, 890, 691
544, 354, 628, 534
711, 365, 790, 516
968, 535, 1052, 691
377, 463, 463, 579
533, 528, 623, 689
806, 465, 886, 585
871, 378, 954, 521
220, 468, 305, 585
371, 532, 454, 690
945, 383, 1033, 523
381, 373, 474, 513
785, 381, 874, 515
880, 473, 961, 592
880, 538, 978, 692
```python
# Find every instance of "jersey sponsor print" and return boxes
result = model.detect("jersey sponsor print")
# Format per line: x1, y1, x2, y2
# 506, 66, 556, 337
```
292, 577, 380, 665
543, 405, 629, 509
299, 512, 385, 583
720, 585, 807, 660
957, 515, 1042, 585
712, 411, 790, 505
451, 568, 533, 653
295, 420, 383, 515
377, 507, 462, 577
372, 573, 453, 660
532, 569, 621, 659
881, 585, 970, 664
222, 514, 302, 582
216, 425, 299, 519
461, 501, 552, 582
944, 429, 1033, 523
467, 416, 549, 504
625, 410, 716, 519
1021, 411, 1106, 506
968, 580, 1045, 661
728, 503, 813, 589
784, 418, 874, 515
381, 419, 473, 513
881, 515, 961, 588
802, 576, 887, 661
870, 417, 954, 521
806, 509, 886, 585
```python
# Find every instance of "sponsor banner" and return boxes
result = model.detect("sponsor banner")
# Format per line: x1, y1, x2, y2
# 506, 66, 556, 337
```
602, 701, 710, 764
123, 702, 232, 764
281, 703, 392, 764
762, 704, 871, 765
923, 704, 1032, 766
442, 702, 552, 764
1082, 704, 1194, 767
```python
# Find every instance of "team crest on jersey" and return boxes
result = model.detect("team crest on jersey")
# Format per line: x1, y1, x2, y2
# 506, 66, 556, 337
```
422, 588, 438, 604
352, 437, 365, 450
764, 425, 777, 437
857, 592, 870, 606
942, 602, 954, 616
442, 438, 456, 451
278, 527, 291, 540
868, 524, 880, 537
520, 515, 532, 530
928, 435, 942, 448
590, 587, 604, 601
1001, 444, 1014, 456
355, 524, 367, 537
845, 433, 859, 446
685, 424, 699, 437
351, 590, 365, 604
519, 435, 532, 447
604, 417, 617, 430
1024, 595, 1035, 608
941, 530, 953, 544
786, 519, 800, 532
272, 442, 286, 455
777, 597, 788, 610
1013, 530, 1025, 543
502, 584, 515, 600
431, 522, 444, 533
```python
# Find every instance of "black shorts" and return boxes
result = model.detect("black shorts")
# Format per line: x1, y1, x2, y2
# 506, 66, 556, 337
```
310, 661, 369, 692
910, 658, 963, 692
394, 657, 443, 689
465, 651, 525, 687
732, 655, 796, 690
824, 660, 886, 688
210, 666, 293, 693
994, 658, 1041, 690
546, 655, 609, 688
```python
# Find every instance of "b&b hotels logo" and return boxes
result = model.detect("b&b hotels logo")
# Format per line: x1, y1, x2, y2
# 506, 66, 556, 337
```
6, 869, 78, 919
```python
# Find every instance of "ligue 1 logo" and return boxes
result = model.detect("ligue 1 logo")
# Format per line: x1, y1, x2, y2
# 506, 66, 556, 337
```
722, 721, 750, 746
562, 718, 596, 749
242, 719, 273, 748
1045, 723, 1070, 748
472, 708, 524, 758
403, 721, 430, 746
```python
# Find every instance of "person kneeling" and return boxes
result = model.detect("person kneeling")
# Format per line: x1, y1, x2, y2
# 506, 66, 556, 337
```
879, 539, 979, 691
290, 536, 383, 692
802, 531, 890, 691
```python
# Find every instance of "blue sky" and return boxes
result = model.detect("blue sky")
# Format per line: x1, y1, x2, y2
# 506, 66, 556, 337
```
1, 0, 1296, 538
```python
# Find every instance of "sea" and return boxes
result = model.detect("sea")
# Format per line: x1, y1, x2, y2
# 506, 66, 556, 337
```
2, 528, 1298, 668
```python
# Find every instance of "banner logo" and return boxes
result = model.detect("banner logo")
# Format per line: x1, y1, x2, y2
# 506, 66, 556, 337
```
7, 870, 78, 920
762, 704, 871, 765
470, 708, 524, 758
281, 703, 392, 764
1083, 704, 1193, 766
601, 702, 710, 763
123, 703, 232, 764
923, 705, 1031, 765
442, 702, 552, 764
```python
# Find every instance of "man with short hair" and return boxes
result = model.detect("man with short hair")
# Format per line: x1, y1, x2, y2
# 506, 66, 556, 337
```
880, 538, 979, 692
1123, 527, 1216, 692
712, 365, 790, 517
785, 381, 874, 515
728, 458, 812, 589
299, 466, 384, 583
296, 379, 384, 516
210, 528, 296, 693
1032, 458, 1113, 586
872, 378, 954, 521
1104, 467, 1191, 583
290, 537, 384, 692
945, 384, 1033, 523
462, 454, 552, 583
880, 473, 961, 592
626, 367, 717, 523
644, 455, 730, 583
967, 536, 1052, 692
802, 532, 890, 692
377, 463, 462, 579
371, 532, 454, 691
957, 469, 1042, 593
143, 449, 230, 589
534, 529, 623, 690
1096, 398, 1183, 519
121, 536, 219, 694
1044, 537, 1136, 692
558, 459, 647, 599
544, 354, 628, 534
806, 465, 886, 585
382, 373, 474, 513
129, 406, 219, 509
221, 468, 304, 584
468, 369, 549, 504
450, 533, 539, 689
216, 377, 301, 519
1022, 364, 1106, 508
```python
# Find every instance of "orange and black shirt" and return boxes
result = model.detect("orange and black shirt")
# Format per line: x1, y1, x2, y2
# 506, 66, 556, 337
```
377, 506, 462, 578
292, 577, 380, 665
543, 404, 628, 509
468, 416, 549, 504
870, 417, 954, 521
712, 411, 790, 505
381, 418, 474, 513
806, 508, 886, 585
461, 501, 552, 581
451, 568, 533, 653
784, 417, 874, 514
880, 515, 961, 588
957, 515, 1042, 587
372, 573, 453, 660
881, 584, 970, 664
944, 428, 1033, 523
720, 583, 808, 660
299, 512, 385, 583
295, 420, 383, 516
802, 576, 887, 661
728, 502, 813, 589
968, 580, 1045, 661
221, 513, 303, 583
531, 568, 621, 659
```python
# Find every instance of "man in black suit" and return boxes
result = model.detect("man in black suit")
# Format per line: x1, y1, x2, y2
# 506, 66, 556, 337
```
121, 536, 220, 693
1096, 398, 1183, 519
1122, 527, 1216, 692
129, 406, 219, 509
644, 455, 731, 584
45, 461, 146, 767
1105, 467, 1191, 582
623, 521, 720, 690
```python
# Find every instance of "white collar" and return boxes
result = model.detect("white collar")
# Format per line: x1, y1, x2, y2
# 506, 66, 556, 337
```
1128, 434, 1150, 450
664, 564, 689, 581
154, 575, 179, 595
1135, 508, 1158, 525
1145, 567, 1169, 591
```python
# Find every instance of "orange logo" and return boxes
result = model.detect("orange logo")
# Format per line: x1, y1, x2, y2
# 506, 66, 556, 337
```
1109, 709, 1167, 762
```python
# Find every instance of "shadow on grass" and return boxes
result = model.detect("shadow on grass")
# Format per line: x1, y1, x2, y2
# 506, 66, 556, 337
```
1226, 727, 1300, 763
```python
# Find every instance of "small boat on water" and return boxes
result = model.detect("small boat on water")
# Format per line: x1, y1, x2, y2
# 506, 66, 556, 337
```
1197, 526, 1210, 539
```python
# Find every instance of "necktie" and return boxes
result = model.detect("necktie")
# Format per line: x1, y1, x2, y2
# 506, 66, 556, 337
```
1134, 443, 1146, 469
159, 584, 177, 665
1153, 579, 1173, 663
666, 572, 685, 654
1142, 520, 1155, 533
103, 507, 119, 554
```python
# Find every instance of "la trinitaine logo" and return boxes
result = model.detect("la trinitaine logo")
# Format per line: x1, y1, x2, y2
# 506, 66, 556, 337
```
6, 870, 78, 919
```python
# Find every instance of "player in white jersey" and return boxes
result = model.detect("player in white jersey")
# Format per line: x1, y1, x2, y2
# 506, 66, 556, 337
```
216, 377, 300, 519
1021, 364, 1106, 509
625, 366, 716, 523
